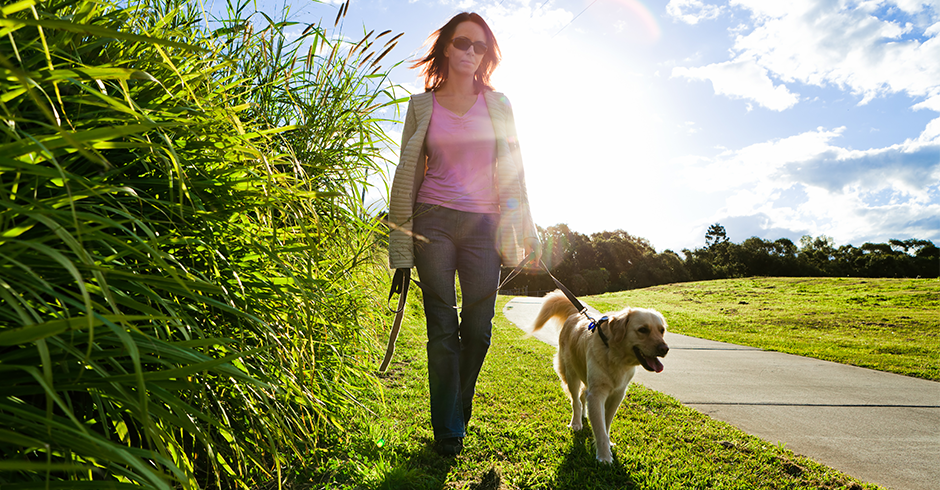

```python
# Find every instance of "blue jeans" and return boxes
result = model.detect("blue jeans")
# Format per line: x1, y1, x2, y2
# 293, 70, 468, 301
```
413, 203, 502, 441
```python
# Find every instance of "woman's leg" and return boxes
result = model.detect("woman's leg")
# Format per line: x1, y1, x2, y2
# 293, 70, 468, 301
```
455, 211, 501, 427
413, 205, 464, 441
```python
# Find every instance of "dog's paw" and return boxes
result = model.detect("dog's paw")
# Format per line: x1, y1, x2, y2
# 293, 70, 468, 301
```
595, 453, 614, 464
569, 420, 582, 431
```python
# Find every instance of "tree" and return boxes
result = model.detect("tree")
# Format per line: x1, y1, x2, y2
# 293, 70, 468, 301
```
799, 235, 838, 275
591, 230, 654, 291
540, 223, 575, 270
508, 223, 937, 294
582, 268, 610, 295
629, 250, 691, 288
705, 223, 729, 248
914, 241, 940, 278
773, 238, 798, 257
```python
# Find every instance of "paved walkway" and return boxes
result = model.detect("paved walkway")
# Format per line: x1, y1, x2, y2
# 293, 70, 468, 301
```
502, 296, 940, 490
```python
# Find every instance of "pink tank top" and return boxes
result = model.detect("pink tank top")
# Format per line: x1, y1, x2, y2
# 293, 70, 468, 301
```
416, 92, 499, 213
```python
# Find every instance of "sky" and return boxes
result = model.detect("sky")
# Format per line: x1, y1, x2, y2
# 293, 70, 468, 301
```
238, 0, 939, 253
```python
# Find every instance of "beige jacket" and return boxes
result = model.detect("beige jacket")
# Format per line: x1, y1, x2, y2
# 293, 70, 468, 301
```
387, 90, 540, 269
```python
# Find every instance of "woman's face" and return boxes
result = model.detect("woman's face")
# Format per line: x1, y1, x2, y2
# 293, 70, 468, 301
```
444, 21, 487, 80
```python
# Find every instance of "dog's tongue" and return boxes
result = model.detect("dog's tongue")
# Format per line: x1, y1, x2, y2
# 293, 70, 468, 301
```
647, 356, 664, 373
634, 346, 666, 373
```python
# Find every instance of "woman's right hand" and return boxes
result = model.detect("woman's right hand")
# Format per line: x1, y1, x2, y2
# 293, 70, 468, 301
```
524, 237, 542, 268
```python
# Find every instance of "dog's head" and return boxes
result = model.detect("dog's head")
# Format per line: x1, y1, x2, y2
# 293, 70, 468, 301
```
607, 308, 669, 373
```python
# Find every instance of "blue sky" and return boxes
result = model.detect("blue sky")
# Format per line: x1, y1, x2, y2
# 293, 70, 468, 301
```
241, 0, 939, 253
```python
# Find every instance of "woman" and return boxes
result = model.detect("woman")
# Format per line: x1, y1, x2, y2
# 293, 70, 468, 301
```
387, 12, 541, 456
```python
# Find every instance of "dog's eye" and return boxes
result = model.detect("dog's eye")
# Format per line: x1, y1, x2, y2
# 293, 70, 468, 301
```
638, 326, 650, 335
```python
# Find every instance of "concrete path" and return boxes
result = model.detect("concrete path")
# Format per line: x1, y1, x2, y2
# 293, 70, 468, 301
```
502, 296, 940, 490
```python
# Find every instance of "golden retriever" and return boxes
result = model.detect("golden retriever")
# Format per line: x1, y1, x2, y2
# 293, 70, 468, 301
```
531, 289, 669, 463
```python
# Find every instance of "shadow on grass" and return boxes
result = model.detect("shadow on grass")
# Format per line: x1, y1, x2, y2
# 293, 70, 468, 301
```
376, 440, 455, 490
549, 428, 638, 490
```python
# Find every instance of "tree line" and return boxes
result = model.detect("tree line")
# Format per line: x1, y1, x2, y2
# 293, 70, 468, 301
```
503, 223, 940, 296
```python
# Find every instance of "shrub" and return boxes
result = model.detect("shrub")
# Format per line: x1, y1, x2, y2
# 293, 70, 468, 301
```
0, 0, 402, 487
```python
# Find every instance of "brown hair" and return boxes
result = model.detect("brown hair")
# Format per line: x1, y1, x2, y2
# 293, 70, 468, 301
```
412, 12, 501, 92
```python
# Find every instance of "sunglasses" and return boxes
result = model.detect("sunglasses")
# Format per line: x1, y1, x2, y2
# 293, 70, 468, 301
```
450, 36, 488, 55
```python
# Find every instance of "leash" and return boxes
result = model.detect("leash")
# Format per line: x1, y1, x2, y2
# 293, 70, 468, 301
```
536, 260, 610, 348
379, 251, 537, 373
379, 268, 411, 373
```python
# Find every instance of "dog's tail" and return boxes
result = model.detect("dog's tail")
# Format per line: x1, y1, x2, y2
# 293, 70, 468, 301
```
531, 289, 579, 333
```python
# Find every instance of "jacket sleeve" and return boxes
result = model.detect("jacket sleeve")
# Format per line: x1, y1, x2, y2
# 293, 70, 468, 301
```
503, 97, 541, 254
387, 98, 419, 269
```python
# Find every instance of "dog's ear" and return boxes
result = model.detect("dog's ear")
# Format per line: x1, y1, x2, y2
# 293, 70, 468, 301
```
609, 311, 630, 343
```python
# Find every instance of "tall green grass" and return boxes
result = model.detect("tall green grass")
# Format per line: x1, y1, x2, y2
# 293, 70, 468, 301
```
0, 0, 401, 487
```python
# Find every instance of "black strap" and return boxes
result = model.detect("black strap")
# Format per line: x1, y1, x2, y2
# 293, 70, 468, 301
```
588, 316, 610, 348
537, 260, 609, 348
388, 268, 409, 312
380, 269, 411, 372
538, 259, 588, 315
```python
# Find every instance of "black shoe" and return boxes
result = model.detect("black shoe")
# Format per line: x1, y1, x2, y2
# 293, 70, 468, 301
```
434, 437, 463, 456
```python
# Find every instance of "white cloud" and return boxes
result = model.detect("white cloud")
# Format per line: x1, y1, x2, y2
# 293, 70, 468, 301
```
678, 124, 940, 246
672, 58, 799, 111
673, 0, 940, 109
700, 183, 940, 249
663, 1, 940, 244
787, 140, 940, 203
734, 2, 938, 101
686, 124, 940, 201
928, 21, 940, 36
480, 2, 573, 38
918, 117, 940, 142
889, 0, 940, 15
678, 127, 844, 193
789, 183, 940, 246
913, 94, 940, 142
666, 0, 724, 25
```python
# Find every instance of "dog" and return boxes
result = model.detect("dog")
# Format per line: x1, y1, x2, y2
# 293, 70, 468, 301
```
531, 289, 669, 463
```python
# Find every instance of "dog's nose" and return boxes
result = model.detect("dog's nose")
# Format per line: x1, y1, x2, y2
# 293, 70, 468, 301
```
657, 344, 669, 357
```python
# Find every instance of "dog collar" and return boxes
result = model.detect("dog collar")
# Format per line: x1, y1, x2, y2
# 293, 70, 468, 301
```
588, 316, 610, 348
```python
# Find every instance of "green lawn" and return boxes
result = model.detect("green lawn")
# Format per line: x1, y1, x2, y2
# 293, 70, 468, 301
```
299, 289, 884, 489
588, 277, 940, 380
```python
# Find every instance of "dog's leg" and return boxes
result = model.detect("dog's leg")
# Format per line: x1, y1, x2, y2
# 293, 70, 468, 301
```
557, 352, 585, 431
564, 368, 584, 431
586, 389, 613, 463
580, 388, 587, 425
603, 387, 628, 446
